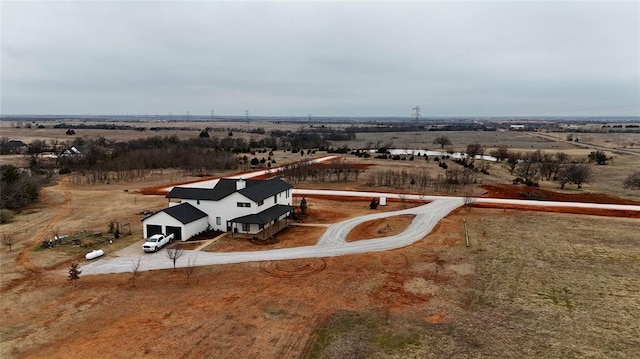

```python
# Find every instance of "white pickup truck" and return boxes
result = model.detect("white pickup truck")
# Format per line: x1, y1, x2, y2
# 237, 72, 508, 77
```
142, 233, 174, 252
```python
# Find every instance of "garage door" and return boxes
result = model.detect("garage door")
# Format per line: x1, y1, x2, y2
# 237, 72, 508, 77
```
166, 226, 182, 241
146, 224, 162, 237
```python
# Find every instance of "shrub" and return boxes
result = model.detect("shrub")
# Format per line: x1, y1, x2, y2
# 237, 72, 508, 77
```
623, 171, 640, 190
0, 209, 14, 224
369, 198, 379, 209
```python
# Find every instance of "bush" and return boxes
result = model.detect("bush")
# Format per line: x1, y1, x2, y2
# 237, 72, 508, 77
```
0, 209, 14, 224
623, 171, 640, 190
369, 198, 379, 209
59, 167, 72, 175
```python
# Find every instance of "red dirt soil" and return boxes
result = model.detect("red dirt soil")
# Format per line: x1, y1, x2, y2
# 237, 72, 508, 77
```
481, 184, 640, 205
478, 184, 640, 218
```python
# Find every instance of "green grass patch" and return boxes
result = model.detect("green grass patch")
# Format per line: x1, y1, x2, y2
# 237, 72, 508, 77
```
305, 312, 421, 359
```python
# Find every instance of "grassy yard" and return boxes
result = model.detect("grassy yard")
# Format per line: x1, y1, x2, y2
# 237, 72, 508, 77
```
305, 210, 640, 358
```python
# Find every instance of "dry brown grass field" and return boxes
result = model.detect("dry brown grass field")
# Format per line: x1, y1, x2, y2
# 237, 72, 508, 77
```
1, 122, 639, 358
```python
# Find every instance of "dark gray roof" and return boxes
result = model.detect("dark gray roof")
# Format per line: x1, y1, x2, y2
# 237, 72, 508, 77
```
6, 140, 27, 148
159, 203, 208, 224
230, 204, 295, 225
166, 177, 292, 203
165, 187, 229, 201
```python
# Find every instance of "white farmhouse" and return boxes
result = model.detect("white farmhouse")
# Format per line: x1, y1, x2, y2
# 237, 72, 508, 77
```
142, 177, 294, 241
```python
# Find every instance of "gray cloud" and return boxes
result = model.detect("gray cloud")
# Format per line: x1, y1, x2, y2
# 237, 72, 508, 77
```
1, 1, 638, 117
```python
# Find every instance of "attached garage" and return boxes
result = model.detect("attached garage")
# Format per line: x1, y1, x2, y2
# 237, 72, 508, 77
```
141, 203, 208, 241
146, 224, 162, 237
165, 226, 182, 242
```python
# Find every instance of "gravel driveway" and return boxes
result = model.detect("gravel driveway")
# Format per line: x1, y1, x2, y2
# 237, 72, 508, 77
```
81, 198, 463, 275
81, 186, 640, 275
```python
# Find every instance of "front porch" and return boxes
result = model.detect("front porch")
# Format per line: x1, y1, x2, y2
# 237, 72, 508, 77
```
229, 204, 295, 240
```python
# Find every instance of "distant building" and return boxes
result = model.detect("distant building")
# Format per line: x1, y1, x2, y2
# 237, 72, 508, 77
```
509, 125, 525, 131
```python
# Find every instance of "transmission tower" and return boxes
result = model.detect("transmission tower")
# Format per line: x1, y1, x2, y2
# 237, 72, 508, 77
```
412, 106, 421, 151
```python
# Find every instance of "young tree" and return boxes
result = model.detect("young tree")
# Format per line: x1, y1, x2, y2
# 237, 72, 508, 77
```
2, 234, 16, 251
398, 193, 408, 209
299, 197, 308, 216
166, 247, 184, 271
68, 263, 81, 286
432, 136, 452, 149
463, 194, 476, 213
131, 257, 142, 287
185, 255, 197, 284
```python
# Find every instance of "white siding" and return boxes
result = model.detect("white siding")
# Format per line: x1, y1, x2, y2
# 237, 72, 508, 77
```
142, 211, 209, 241
142, 212, 183, 238
159, 185, 293, 235
181, 217, 209, 241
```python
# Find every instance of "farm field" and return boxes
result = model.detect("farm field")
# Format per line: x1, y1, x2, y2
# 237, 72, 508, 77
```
1, 123, 639, 358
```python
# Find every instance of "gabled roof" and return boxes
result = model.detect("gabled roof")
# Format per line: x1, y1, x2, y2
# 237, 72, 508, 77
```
230, 204, 295, 225
166, 177, 292, 203
143, 202, 207, 224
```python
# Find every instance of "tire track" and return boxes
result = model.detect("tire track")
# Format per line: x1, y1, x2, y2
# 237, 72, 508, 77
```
15, 177, 72, 274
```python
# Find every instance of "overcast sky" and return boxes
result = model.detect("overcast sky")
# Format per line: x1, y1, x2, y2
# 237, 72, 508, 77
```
1, 1, 638, 117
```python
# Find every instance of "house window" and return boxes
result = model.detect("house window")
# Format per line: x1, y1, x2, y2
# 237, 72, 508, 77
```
259, 224, 264, 230
237, 202, 250, 208
274, 195, 277, 204
242, 223, 250, 232
257, 200, 264, 206
216, 217, 221, 225
197, 200, 200, 205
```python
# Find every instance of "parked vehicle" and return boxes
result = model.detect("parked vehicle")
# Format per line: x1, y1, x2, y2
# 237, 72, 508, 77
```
142, 233, 174, 252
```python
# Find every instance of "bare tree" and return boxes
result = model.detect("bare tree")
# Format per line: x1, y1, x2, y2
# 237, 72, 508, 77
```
623, 171, 640, 190
489, 145, 509, 162
398, 193, 408, 208
558, 164, 592, 189
68, 263, 81, 286
27, 139, 47, 166
131, 257, 142, 287
166, 247, 184, 271
432, 136, 452, 149
506, 151, 522, 175
464, 194, 476, 213
515, 152, 539, 184
465, 142, 484, 164
2, 234, 16, 251
185, 255, 197, 284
